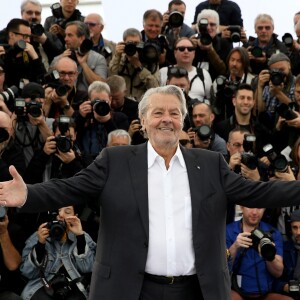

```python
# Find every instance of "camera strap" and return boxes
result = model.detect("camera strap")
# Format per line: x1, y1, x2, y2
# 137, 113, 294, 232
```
190, 68, 205, 93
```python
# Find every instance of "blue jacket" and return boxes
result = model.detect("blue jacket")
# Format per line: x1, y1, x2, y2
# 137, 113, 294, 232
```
20, 231, 96, 300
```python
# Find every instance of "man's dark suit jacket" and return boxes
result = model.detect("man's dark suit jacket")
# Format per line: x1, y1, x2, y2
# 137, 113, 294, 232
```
22, 142, 300, 300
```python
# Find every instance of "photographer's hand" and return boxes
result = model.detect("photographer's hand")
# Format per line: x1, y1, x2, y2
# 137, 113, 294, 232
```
43, 136, 56, 156
229, 232, 252, 262
228, 152, 241, 170
37, 222, 49, 244
285, 112, 300, 128
257, 69, 270, 88
128, 119, 142, 138
65, 216, 83, 236
241, 164, 260, 181
274, 166, 296, 181
79, 100, 92, 118
24, 43, 39, 60
55, 149, 76, 164
49, 24, 65, 37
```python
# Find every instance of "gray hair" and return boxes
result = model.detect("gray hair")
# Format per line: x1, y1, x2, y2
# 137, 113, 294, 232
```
254, 14, 274, 29
107, 129, 131, 146
123, 28, 142, 41
85, 13, 104, 26
21, 0, 42, 13
138, 85, 187, 120
196, 9, 219, 28
66, 21, 89, 39
106, 75, 127, 93
88, 81, 111, 98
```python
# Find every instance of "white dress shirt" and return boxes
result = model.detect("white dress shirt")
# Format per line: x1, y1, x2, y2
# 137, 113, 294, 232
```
145, 142, 196, 276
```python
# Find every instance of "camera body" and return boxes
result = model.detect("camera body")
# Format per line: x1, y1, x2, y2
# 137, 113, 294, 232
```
227, 25, 241, 43
216, 75, 240, 98
197, 18, 212, 45
269, 69, 285, 86
282, 33, 294, 48
240, 134, 258, 170
0, 85, 18, 104
47, 213, 67, 241
42, 70, 70, 97
263, 143, 289, 174
14, 98, 42, 118
91, 99, 110, 116
193, 124, 213, 142
250, 228, 276, 261
51, 2, 67, 29
30, 23, 45, 36
276, 103, 297, 120
250, 46, 263, 58
289, 279, 300, 293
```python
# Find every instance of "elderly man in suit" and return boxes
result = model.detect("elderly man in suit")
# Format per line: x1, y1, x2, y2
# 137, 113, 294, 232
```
2, 85, 300, 300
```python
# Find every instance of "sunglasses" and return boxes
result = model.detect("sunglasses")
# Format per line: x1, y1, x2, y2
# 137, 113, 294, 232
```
167, 67, 188, 77
257, 26, 272, 31
84, 22, 100, 27
175, 46, 195, 52
179, 139, 191, 146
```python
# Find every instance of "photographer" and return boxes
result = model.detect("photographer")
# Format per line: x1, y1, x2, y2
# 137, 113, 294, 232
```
256, 52, 296, 130
226, 206, 291, 299
211, 47, 255, 120
243, 14, 288, 76
20, 205, 96, 300
0, 18, 46, 88
109, 27, 160, 102
21, 0, 64, 70
273, 209, 300, 299
54, 21, 107, 92
191, 9, 232, 81
14, 82, 53, 167
187, 102, 227, 157
75, 81, 128, 165
44, 0, 84, 46
24, 116, 84, 184
161, 1, 195, 64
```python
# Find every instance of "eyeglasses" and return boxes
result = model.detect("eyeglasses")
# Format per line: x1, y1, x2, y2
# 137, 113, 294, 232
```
24, 10, 41, 16
58, 71, 77, 78
13, 31, 32, 39
175, 46, 195, 52
257, 26, 272, 31
179, 139, 191, 146
167, 67, 188, 77
84, 22, 100, 27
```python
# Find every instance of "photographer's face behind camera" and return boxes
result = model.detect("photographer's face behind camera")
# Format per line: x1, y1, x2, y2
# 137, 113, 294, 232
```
21, 2, 42, 24
57, 206, 75, 222
167, 76, 190, 95
89, 90, 111, 121
241, 206, 265, 227
64, 24, 85, 51
123, 35, 141, 58
9, 24, 31, 45
197, 16, 218, 39
255, 19, 274, 44
269, 60, 291, 84
55, 59, 78, 88
192, 103, 214, 127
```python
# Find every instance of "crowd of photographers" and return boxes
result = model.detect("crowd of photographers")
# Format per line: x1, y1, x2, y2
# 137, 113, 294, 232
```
1, 0, 300, 299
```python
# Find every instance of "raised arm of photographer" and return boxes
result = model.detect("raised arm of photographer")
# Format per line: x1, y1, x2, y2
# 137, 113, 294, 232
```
285, 111, 300, 128
255, 70, 269, 113
0, 215, 21, 270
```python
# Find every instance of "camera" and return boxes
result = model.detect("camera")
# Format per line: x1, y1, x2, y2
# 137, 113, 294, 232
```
168, 11, 184, 28
124, 41, 143, 57
69, 39, 93, 62
47, 212, 67, 241
227, 25, 241, 43
241, 134, 258, 170
0, 128, 9, 143
53, 135, 72, 153
250, 46, 263, 58
50, 273, 72, 300
0, 85, 18, 103
276, 103, 297, 120
282, 33, 294, 48
14, 98, 42, 118
263, 143, 289, 173
0, 206, 7, 221
91, 99, 110, 116
215, 75, 240, 98
269, 69, 285, 86
42, 70, 70, 97
289, 279, 300, 293
1, 40, 27, 59
193, 124, 213, 142
30, 22, 45, 36
51, 2, 67, 29
250, 228, 276, 261
197, 18, 212, 45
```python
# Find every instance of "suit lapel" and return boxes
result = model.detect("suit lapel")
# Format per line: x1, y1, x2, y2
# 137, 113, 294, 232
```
128, 143, 149, 240
181, 147, 205, 231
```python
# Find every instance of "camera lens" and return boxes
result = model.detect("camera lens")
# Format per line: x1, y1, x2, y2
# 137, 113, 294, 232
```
124, 42, 137, 56
168, 11, 184, 28
55, 136, 72, 153
93, 101, 110, 116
